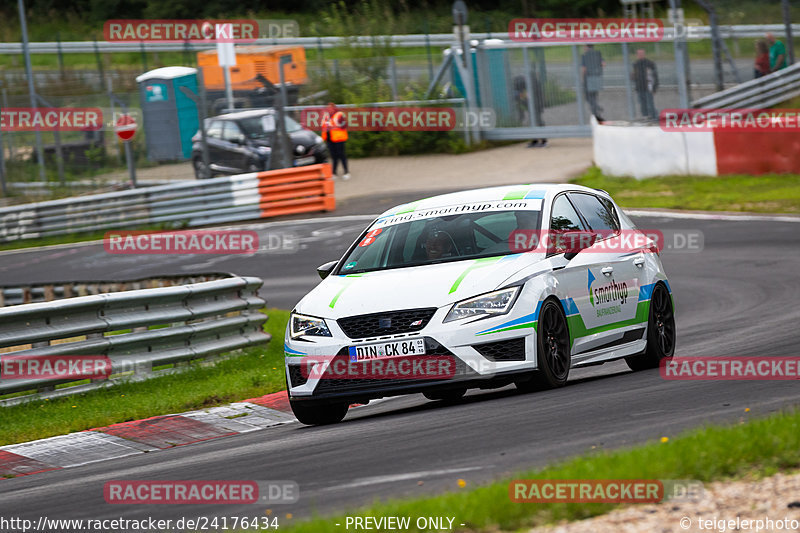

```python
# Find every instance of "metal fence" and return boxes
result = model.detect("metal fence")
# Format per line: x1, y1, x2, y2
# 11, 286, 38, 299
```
692, 61, 800, 108
0, 273, 230, 307
0, 25, 797, 54
1, 23, 798, 192
0, 275, 270, 404
0, 163, 334, 242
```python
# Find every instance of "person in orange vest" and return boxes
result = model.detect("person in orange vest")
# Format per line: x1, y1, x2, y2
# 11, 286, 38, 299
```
321, 102, 350, 180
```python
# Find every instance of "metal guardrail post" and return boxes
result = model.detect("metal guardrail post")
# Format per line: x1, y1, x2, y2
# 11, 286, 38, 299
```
93, 39, 105, 91
571, 45, 587, 126
783, 0, 796, 66
622, 43, 636, 119
0, 124, 6, 197
2, 90, 14, 163
18, 0, 46, 182
139, 40, 148, 71
670, 0, 691, 108
56, 32, 65, 79
37, 95, 66, 184
388, 56, 399, 101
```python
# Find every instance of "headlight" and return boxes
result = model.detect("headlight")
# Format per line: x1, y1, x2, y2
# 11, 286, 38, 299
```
444, 287, 520, 323
290, 313, 332, 338
314, 135, 324, 145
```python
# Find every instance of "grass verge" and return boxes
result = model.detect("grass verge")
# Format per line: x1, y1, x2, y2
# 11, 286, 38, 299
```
283, 407, 800, 532
572, 167, 800, 214
0, 309, 289, 447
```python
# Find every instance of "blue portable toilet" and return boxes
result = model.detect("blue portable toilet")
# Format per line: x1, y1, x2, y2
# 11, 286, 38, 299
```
136, 66, 200, 161
450, 41, 513, 124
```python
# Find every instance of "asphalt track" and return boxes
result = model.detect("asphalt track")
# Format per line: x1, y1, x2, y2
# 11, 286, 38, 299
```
2, 194, 800, 527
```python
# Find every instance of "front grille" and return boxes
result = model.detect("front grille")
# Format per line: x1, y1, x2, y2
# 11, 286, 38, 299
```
313, 339, 472, 394
473, 337, 527, 362
338, 308, 437, 339
287, 364, 308, 388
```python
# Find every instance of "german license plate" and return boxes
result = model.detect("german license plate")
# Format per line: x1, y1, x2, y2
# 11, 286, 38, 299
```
348, 339, 426, 362
294, 156, 315, 166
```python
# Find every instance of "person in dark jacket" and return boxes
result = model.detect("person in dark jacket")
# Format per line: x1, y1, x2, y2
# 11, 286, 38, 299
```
631, 49, 659, 120
581, 44, 606, 121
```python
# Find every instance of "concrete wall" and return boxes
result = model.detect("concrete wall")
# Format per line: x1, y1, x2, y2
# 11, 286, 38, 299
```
592, 117, 717, 179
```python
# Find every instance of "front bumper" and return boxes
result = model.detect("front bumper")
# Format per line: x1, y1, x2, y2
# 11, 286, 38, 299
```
285, 305, 539, 402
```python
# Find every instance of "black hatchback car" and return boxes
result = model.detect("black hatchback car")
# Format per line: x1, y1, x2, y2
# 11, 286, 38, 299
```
191, 109, 328, 179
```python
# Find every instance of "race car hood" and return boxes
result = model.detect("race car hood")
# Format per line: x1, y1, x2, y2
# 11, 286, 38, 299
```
295, 253, 545, 318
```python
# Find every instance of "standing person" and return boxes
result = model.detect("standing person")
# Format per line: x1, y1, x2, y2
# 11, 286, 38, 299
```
581, 44, 606, 121
754, 39, 770, 78
766, 32, 787, 73
527, 69, 548, 148
321, 102, 350, 180
631, 49, 659, 121
513, 75, 530, 125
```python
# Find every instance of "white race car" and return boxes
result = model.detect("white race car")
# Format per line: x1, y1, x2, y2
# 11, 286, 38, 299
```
284, 184, 675, 425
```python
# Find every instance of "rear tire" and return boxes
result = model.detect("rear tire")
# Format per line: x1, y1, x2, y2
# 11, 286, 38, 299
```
516, 299, 571, 392
289, 399, 348, 426
626, 282, 675, 371
423, 388, 467, 402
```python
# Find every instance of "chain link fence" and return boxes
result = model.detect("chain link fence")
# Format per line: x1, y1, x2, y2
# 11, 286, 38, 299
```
0, 24, 795, 201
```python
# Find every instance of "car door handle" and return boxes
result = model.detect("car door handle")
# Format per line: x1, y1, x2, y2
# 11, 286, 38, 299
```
601, 267, 614, 276
633, 257, 645, 268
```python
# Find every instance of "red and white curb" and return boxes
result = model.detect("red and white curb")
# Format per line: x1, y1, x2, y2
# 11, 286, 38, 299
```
0, 391, 295, 480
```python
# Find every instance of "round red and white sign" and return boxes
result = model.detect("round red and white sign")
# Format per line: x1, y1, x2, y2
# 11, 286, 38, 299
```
115, 114, 137, 141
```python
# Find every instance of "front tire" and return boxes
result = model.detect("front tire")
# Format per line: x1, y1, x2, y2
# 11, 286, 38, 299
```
626, 282, 675, 371
516, 299, 571, 392
289, 399, 348, 426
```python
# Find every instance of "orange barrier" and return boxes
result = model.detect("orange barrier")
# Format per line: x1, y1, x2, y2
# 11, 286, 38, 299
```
254, 163, 335, 219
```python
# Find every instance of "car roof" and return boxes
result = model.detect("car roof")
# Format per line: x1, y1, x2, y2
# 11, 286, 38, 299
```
376, 184, 610, 218
212, 109, 276, 121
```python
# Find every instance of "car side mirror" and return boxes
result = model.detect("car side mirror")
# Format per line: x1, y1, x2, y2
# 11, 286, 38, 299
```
563, 231, 599, 260
317, 260, 338, 279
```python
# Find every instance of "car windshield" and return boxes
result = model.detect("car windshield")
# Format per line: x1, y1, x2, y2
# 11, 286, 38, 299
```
239, 115, 303, 138
338, 207, 543, 274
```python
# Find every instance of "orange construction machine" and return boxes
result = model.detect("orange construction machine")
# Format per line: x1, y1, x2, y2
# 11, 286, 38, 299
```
197, 45, 308, 113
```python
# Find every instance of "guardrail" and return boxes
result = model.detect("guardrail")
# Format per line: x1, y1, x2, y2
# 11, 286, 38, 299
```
0, 275, 270, 404
0, 163, 334, 243
0, 273, 230, 307
691, 61, 800, 109
0, 24, 797, 54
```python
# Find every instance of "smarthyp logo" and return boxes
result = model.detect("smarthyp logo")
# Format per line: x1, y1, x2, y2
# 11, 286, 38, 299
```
588, 270, 629, 307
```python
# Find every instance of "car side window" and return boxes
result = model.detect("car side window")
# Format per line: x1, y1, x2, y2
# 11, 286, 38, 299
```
598, 197, 622, 230
206, 120, 223, 139
549, 195, 585, 231
222, 122, 243, 143
568, 193, 620, 234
